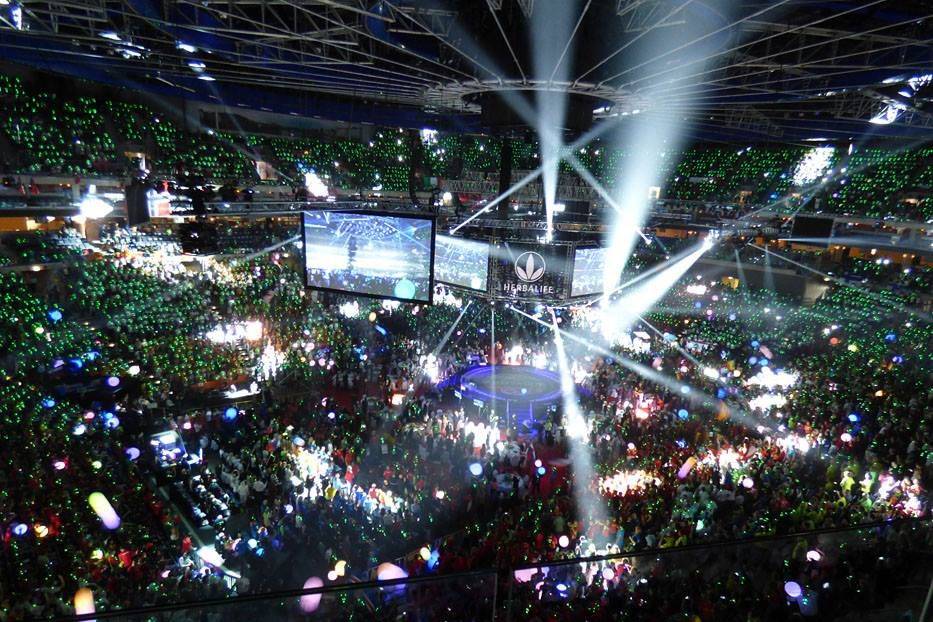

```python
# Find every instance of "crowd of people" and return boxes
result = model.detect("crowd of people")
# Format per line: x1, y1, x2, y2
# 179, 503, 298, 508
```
3, 69, 933, 221
0, 217, 929, 620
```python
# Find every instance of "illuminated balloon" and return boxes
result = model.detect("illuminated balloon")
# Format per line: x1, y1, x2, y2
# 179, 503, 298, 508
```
677, 457, 697, 479
469, 462, 483, 477
74, 587, 95, 620
88, 492, 121, 530
784, 581, 802, 599
299, 576, 323, 613
334, 560, 347, 577
394, 279, 416, 300
419, 547, 431, 561
558, 535, 570, 548
376, 562, 408, 582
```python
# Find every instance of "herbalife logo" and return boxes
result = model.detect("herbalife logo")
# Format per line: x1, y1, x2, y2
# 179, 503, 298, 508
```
514, 252, 546, 283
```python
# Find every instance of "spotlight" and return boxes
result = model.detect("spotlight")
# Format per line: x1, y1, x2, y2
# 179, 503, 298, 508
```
79, 196, 113, 219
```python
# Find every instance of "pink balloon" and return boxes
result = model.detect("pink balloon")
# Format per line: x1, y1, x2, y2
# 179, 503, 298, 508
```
677, 457, 697, 479
299, 576, 323, 613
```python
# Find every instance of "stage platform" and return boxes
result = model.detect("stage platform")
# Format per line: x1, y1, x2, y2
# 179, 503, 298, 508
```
453, 365, 563, 434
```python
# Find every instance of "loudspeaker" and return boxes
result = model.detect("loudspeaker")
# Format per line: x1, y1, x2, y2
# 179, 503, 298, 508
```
496, 137, 512, 219
125, 182, 150, 227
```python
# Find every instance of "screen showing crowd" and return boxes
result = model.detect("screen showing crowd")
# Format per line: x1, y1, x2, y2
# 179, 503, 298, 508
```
302, 210, 434, 302
434, 234, 490, 292
570, 246, 607, 297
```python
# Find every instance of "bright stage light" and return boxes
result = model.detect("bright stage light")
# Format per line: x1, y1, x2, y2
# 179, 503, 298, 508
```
548, 310, 608, 536
196, 545, 225, 567
79, 196, 113, 219
599, 240, 709, 340
304, 171, 329, 198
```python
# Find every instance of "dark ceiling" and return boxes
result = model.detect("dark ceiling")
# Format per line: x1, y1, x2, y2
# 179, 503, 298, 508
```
1, 1, 931, 140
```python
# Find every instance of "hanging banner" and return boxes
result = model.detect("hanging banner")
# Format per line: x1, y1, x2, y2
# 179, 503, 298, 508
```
491, 241, 571, 302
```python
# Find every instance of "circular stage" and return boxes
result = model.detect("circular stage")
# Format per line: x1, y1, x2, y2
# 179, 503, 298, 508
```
457, 365, 562, 434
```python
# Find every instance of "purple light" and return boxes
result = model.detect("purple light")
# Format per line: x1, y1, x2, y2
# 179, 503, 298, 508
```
105, 376, 120, 388
784, 581, 802, 599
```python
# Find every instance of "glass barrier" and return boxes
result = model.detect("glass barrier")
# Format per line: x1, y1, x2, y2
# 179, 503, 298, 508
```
504, 519, 932, 622
52, 520, 930, 621
61, 571, 499, 622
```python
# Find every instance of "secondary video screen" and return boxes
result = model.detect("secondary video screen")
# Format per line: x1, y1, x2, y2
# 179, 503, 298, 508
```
571, 246, 607, 297
434, 234, 490, 292
302, 210, 435, 302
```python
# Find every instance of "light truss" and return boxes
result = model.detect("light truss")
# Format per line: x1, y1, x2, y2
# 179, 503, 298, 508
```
0, 0, 930, 138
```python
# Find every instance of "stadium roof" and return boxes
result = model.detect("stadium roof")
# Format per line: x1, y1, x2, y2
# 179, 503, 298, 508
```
1, 0, 931, 139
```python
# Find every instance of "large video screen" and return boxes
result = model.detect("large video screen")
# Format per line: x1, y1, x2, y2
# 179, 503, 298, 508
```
435, 234, 490, 292
302, 210, 435, 302
571, 246, 607, 297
